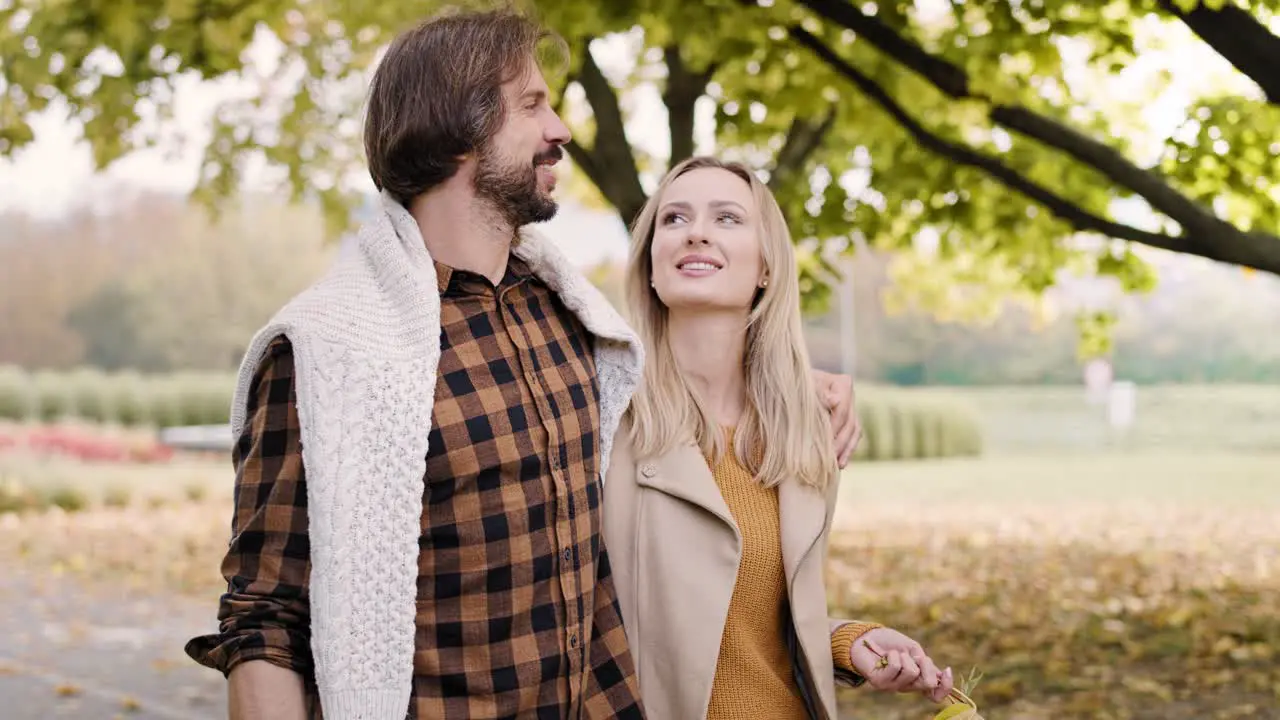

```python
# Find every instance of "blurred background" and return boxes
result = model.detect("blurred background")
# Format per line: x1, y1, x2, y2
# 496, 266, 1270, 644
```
1, 0, 1277, 718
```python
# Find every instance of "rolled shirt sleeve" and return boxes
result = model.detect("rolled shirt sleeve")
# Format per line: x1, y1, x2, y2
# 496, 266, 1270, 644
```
185, 336, 314, 679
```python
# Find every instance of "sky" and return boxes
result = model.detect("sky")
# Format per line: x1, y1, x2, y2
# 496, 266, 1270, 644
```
0, 9, 1269, 273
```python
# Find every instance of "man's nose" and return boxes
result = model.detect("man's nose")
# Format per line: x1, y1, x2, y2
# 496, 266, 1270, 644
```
546, 111, 571, 146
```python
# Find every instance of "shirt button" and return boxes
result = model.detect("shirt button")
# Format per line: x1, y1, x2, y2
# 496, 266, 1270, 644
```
562, 547, 572, 562
569, 633, 579, 649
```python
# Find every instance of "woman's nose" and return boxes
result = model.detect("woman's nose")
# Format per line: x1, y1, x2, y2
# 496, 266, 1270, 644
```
685, 226, 710, 245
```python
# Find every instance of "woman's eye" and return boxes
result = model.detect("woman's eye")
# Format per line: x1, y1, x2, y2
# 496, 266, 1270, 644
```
660, 212, 686, 225
718, 212, 741, 224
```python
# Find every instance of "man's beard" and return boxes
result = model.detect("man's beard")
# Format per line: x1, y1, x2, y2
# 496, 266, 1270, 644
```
473, 144, 562, 228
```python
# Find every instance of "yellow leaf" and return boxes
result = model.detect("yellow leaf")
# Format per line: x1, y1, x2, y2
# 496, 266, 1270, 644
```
1164, 604, 1194, 628
1121, 676, 1174, 702
1212, 636, 1238, 656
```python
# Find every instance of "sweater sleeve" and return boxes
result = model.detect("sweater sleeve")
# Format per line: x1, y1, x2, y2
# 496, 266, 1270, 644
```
829, 620, 883, 686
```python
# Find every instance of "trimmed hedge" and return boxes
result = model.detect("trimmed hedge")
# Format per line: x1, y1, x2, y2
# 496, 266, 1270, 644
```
0, 368, 985, 460
0, 366, 235, 428
851, 389, 983, 461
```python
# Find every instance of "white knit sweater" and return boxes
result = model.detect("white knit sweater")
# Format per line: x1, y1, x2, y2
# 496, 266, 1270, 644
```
228, 191, 644, 719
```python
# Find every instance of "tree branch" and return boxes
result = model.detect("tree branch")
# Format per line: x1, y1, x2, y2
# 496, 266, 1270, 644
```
793, 0, 969, 97
552, 86, 601, 192
986, 104, 1221, 236
1157, 0, 1280, 106
789, 27, 1280, 272
768, 103, 837, 191
562, 138, 602, 190
790, 0, 1280, 273
794, 0, 1213, 232
571, 38, 648, 225
663, 46, 718, 167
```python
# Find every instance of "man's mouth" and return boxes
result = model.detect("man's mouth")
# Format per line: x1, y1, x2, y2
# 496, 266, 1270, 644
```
534, 147, 563, 168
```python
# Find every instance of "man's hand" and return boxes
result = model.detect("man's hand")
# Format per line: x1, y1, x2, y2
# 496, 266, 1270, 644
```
849, 627, 953, 703
812, 369, 862, 467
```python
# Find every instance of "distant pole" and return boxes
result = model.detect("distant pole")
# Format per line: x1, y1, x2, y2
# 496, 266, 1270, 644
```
838, 251, 858, 378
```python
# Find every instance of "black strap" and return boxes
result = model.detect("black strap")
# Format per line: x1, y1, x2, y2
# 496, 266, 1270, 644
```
783, 605, 824, 720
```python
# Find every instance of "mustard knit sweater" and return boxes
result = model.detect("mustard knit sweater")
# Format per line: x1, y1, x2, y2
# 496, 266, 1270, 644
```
705, 428, 871, 720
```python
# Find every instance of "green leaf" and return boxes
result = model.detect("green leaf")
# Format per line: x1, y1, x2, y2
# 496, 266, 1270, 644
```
3, 0, 1278, 339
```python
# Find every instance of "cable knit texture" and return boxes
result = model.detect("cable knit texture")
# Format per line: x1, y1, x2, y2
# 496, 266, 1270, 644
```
228, 191, 644, 720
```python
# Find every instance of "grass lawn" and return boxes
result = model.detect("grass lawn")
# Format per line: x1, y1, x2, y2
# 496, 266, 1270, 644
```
887, 384, 1280, 455
835, 450, 1280, 509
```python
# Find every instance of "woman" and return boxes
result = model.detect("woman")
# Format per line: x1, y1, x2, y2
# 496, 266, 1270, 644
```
603, 156, 954, 719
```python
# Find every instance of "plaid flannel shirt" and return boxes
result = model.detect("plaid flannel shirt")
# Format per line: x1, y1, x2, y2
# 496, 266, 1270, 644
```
186, 256, 645, 720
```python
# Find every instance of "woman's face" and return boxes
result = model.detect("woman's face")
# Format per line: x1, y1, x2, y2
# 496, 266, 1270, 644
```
649, 167, 766, 314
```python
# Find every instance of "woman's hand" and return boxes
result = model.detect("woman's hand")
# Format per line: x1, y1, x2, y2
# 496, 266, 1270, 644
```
849, 627, 954, 703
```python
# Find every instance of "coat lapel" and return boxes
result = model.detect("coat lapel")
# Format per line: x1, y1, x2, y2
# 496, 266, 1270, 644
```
778, 479, 829, 589
633, 440, 831, 586
632, 443, 738, 533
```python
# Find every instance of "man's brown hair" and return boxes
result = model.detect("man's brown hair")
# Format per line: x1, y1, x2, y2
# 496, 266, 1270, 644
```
364, 7, 567, 206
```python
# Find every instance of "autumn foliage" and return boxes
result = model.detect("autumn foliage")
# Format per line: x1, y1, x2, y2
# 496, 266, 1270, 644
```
0, 425, 174, 465
828, 505, 1280, 719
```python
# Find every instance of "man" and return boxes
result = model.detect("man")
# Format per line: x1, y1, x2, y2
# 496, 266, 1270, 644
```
186, 8, 861, 720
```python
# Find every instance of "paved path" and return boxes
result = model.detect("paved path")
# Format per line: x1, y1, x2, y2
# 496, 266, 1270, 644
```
0, 569, 228, 719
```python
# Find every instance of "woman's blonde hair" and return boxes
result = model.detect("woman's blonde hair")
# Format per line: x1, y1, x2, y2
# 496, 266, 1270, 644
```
624, 156, 836, 490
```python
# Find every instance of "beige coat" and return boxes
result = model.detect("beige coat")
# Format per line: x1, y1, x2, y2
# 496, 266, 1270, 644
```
603, 420, 857, 720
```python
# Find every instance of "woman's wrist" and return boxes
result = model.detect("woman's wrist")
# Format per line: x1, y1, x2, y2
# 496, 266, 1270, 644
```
831, 621, 884, 673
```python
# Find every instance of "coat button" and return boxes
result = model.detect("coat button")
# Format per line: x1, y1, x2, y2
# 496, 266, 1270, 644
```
640, 463, 656, 477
